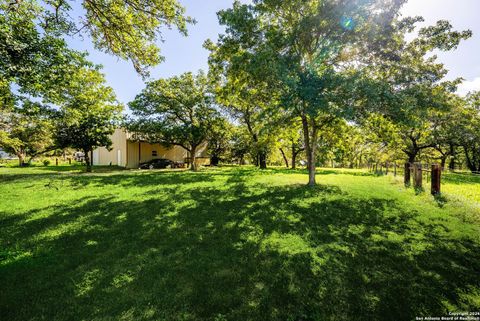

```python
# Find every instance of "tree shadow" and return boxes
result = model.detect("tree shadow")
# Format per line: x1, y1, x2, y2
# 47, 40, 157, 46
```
1, 173, 479, 321
265, 167, 376, 177
443, 172, 480, 186
30, 165, 127, 172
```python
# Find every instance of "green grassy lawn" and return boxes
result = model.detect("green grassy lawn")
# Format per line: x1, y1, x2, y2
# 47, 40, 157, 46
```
442, 172, 480, 205
1, 166, 480, 321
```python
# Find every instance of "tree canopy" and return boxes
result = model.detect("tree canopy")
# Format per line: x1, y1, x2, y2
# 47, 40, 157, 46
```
129, 72, 222, 171
207, 0, 472, 184
0, 104, 55, 166
1, 0, 192, 77
55, 67, 123, 172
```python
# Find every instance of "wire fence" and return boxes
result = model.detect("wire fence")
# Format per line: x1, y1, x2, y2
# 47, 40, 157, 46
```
365, 162, 480, 176
365, 162, 444, 195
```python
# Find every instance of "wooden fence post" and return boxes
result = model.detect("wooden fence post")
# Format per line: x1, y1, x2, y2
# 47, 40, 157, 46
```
68, 158, 71, 165
404, 163, 411, 186
55, 158, 58, 166
414, 163, 422, 189
431, 164, 441, 195
394, 162, 397, 177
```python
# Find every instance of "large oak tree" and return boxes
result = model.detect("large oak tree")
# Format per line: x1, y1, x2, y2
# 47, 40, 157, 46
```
129, 72, 222, 171
55, 67, 123, 172
209, 0, 408, 185
209, 0, 470, 185
0, 104, 55, 166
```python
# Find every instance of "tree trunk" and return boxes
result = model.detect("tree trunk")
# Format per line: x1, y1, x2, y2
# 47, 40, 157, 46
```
406, 133, 420, 164
448, 155, 455, 171
404, 151, 418, 186
440, 155, 447, 170
291, 145, 303, 170
84, 149, 92, 172
448, 156, 455, 171
301, 114, 317, 186
18, 153, 25, 167
308, 146, 317, 186
291, 151, 298, 170
449, 145, 456, 171
258, 151, 267, 169
463, 146, 476, 172
279, 148, 289, 168
190, 146, 197, 171
407, 152, 416, 164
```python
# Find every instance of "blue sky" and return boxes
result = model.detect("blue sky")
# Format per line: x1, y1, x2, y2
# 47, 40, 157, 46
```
67, 0, 480, 106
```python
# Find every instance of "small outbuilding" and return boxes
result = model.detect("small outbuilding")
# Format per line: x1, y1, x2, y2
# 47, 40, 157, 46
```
92, 129, 210, 169
0, 148, 16, 160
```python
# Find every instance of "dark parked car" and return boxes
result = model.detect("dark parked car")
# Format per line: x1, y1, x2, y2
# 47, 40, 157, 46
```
139, 158, 173, 169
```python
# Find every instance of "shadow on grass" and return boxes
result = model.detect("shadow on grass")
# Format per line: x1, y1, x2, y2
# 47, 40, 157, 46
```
443, 172, 480, 185
0, 166, 375, 186
0, 165, 125, 184
1, 171, 479, 321
0, 168, 214, 188
263, 167, 376, 177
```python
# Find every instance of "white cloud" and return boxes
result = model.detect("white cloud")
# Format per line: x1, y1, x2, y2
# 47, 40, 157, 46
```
457, 77, 480, 96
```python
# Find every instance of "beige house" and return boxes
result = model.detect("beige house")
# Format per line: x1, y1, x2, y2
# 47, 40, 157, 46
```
92, 129, 210, 169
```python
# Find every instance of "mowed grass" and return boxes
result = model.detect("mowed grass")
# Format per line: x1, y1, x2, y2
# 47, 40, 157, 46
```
1, 166, 480, 321
442, 172, 480, 205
